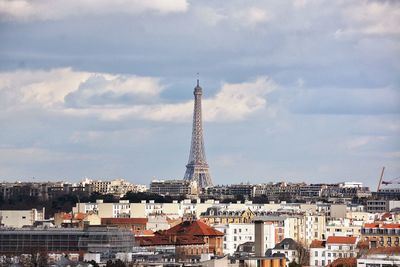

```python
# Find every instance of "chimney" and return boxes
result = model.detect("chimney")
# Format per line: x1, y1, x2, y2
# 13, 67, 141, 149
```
255, 220, 265, 257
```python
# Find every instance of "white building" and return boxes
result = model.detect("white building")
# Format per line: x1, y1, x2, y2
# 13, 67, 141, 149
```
214, 223, 276, 255
310, 236, 358, 267
357, 250, 400, 267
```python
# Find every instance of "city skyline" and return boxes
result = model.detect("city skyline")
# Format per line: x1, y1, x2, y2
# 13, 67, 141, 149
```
0, 1, 399, 188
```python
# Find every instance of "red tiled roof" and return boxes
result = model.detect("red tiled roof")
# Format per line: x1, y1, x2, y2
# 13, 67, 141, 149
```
310, 240, 325, 248
327, 236, 357, 245
363, 223, 400, 229
101, 217, 148, 225
62, 213, 72, 220
74, 213, 86, 220
136, 235, 205, 246
163, 220, 224, 237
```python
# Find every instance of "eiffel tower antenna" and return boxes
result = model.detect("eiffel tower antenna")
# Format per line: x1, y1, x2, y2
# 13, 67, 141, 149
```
184, 77, 213, 188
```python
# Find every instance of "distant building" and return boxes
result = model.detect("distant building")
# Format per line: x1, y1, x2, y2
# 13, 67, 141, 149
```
374, 187, 400, 200
150, 179, 198, 197
203, 184, 256, 200
366, 200, 400, 213
0, 208, 45, 228
81, 178, 145, 197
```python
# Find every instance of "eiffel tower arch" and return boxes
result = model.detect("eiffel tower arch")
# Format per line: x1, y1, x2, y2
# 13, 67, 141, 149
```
184, 79, 213, 188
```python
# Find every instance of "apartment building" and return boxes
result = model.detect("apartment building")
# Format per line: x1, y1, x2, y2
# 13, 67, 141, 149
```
214, 223, 276, 255
325, 218, 363, 238
366, 200, 400, 213
361, 223, 400, 248
304, 214, 326, 246
310, 236, 358, 267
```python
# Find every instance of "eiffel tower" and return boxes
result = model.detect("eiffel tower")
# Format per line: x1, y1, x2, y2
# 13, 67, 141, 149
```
184, 79, 213, 188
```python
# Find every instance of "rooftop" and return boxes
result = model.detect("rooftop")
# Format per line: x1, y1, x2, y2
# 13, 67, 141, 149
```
326, 236, 357, 245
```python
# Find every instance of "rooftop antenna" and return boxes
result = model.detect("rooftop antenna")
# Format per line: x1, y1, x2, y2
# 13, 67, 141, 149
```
197, 72, 200, 86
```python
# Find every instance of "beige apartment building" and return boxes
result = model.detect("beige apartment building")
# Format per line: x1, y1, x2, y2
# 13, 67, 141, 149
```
0, 208, 45, 228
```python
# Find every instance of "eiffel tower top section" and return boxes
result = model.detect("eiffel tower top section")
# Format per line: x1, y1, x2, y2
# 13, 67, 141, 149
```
184, 79, 213, 188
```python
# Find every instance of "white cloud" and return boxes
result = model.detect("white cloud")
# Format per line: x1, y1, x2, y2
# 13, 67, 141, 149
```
236, 7, 272, 27
0, 68, 277, 122
346, 135, 386, 150
340, 1, 400, 36
0, 0, 188, 21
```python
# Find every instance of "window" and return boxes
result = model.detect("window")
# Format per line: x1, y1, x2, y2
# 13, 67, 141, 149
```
322, 260, 325, 266
315, 260, 318, 266
234, 229, 237, 234
315, 251, 318, 256
328, 253, 331, 257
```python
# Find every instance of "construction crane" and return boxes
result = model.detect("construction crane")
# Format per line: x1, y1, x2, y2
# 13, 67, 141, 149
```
377, 167, 385, 192
377, 166, 400, 192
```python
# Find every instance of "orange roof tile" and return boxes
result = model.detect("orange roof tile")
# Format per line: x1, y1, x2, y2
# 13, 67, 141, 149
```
327, 236, 357, 245
363, 223, 400, 229
164, 220, 224, 237
74, 213, 86, 220
310, 240, 325, 248
136, 235, 205, 246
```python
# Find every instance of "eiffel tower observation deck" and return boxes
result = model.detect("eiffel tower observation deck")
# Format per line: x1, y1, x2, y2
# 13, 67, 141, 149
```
184, 79, 213, 188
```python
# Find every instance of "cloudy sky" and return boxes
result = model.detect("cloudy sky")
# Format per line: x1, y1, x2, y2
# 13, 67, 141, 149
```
0, 0, 399, 188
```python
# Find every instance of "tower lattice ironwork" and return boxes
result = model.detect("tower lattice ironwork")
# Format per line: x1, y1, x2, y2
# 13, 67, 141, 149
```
184, 79, 213, 188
